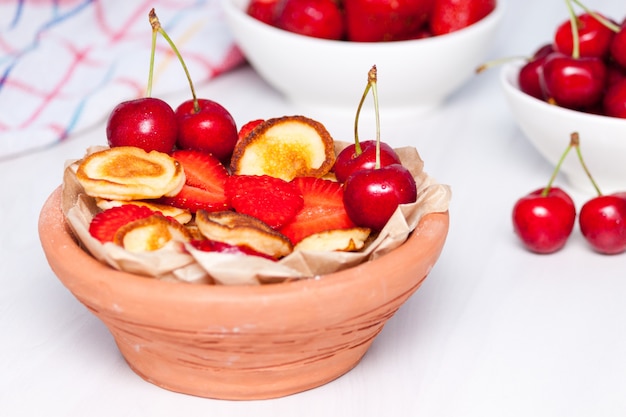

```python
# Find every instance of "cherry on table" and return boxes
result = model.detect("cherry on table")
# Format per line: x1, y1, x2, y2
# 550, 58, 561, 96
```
512, 187, 576, 254
511, 132, 579, 254
579, 195, 626, 254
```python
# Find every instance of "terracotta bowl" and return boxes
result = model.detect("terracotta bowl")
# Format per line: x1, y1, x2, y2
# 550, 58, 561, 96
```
38, 186, 449, 400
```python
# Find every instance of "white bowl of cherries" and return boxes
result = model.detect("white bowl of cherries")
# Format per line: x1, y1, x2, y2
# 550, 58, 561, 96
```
221, 0, 503, 115
500, 2, 626, 195
501, 1, 626, 255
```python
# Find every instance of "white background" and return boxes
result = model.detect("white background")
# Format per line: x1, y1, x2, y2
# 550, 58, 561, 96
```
2, 0, 626, 415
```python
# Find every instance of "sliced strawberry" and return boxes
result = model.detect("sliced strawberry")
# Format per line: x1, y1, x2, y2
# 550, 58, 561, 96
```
225, 174, 304, 229
191, 239, 276, 260
159, 149, 230, 213
279, 176, 355, 244
237, 119, 265, 143
89, 204, 156, 243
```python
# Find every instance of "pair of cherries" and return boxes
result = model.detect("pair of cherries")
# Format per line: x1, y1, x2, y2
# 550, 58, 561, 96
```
106, 9, 238, 163
513, 133, 626, 255
518, 0, 626, 118
107, 96, 238, 163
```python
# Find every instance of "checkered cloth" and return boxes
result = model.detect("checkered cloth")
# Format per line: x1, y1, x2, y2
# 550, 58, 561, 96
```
0, 0, 244, 160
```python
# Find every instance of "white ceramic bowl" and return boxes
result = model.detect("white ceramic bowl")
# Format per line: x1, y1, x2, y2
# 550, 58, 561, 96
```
500, 62, 626, 195
221, 0, 503, 116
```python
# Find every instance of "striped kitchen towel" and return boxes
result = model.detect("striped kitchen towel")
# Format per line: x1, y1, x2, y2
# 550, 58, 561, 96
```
0, 0, 245, 161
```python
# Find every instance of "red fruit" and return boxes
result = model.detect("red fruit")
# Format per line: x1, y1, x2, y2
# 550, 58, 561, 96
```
89, 204, 156, 243
191, 239, 276, 260
429, 0, 495, 36
607, 61, 626, 87
106, 97, 177, 154
518, 43, 554, 100
603, 78, 626, 118
275, 0, 345, 40
579, 195, 626, 254
512, 187, 576, 254
237, 119, 265, 143
225, 174, 304, 229
541, 51, 607, 109
344, 0, 434, 42
610, 23, 626, 69
247, 0, 280, 25
343, 163, 417, 231
334, 140, 402, 183
159, 150, 230, 213
554, 12, 615, 59
175, 98, 239, 163
279, 177, 355, 244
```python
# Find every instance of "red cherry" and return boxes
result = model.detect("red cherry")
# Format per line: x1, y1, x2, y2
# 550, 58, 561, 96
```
607, 60, 626, 87
344, 0, 434, 42
175, 98, 238, 163
341, 66, 417, 231
334, 140, 401, 183
429, 0, 495, 36
246, 0, 280, 26
106, 97, 177, 153
343, 164, 417, 231
579, 195, 626, 254
275, 0, 344, 40
603, 78, 626, 118
554, 12, 615, 58
609, 22, 626, 69
512, 187, 576, 254
541, 51, 607, 109
518, 43, 553, 100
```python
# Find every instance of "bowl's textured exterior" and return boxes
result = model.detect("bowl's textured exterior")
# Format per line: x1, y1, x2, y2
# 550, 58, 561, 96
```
500, 62, 626, 194
222, 0, 503, 115
39, 186, 449, 400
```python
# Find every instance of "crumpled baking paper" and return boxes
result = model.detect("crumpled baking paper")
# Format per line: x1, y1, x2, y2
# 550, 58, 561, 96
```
62, 143, 452, 286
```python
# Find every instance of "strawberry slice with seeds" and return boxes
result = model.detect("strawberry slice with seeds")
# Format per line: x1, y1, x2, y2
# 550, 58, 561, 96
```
225, 174, 304, 229
159, 149, 230, 213
89, 204, 156, 243
279, 176, 355, 244
237, 119, 264, 143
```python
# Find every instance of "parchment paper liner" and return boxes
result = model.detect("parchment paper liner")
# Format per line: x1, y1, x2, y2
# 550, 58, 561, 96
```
62, 144, 451, 286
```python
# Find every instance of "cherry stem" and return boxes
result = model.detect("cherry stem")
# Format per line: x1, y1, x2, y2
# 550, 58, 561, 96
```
565, 0, 580, 59
570, 0, 620, 32
149, 8, 200, 113
368, 66, 381, 169
571, 132, 603, 196
353, 74, 371, 157
475, 55, 530, 74
541, 135, 574, 197
146, 11, 158, 98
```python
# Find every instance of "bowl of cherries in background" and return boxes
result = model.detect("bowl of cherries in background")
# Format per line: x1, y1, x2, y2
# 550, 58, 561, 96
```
220, 0, 503, 115
497, 0, 626, 255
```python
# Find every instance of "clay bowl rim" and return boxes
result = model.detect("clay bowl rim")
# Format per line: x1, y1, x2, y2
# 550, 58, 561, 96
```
39, 186, 450, 326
